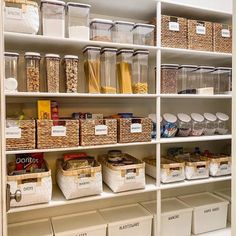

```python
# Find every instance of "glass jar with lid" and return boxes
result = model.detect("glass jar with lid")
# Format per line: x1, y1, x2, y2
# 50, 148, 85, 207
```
162, 113, 178, 138
216, 112, 229, 135
177, 113, 191, 137
133, 23, 155, 46
190, 113, 205, 136
212, 67, 231, 94
101, 48, 117, 94
4, 52, 19, 92
203, 113, 217, 135
112, 21, 134, 44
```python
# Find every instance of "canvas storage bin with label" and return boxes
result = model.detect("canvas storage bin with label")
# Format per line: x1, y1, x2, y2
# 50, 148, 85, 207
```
80, 119, 117, 146
4, 0, 40, 34
6, 119, 36, 151
188, 20, 213, 51
118, 117, 152, 143
37, 120, 79, 149
143, 157, 156, 179
208, 155, 231, 177
98, 151, 145, 193
161, 15, 188, 49
52, 211, 107, 236
179, 192, 228, 235
99, 204, 152, 236
7, 160, 52, 207
56, 154, 103, 200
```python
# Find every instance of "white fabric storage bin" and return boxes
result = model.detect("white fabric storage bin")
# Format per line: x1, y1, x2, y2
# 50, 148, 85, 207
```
209, 156, 231, 177
179, 192, 229, 235
145, 161, 156, 178
8, 218, 53, 236
215, 189, 231, 222
99, 204, 152, 236
56, 159, 103, 200
51, 211, 107, 236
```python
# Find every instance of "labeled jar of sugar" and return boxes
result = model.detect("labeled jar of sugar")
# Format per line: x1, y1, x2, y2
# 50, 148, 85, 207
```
177, 113, 191, 137
162, 113, 178, 138
203, 113, 217, 135
190, 113, 205, 136
216, 112, 229, 135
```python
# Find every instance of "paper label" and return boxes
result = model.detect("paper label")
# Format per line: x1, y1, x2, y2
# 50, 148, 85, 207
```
6, 127, 21, 139
220, 164, 229, 172
51, 126, 67, 137
21, 183, 36, 195
171, 170, 180, 178
130, 123, 142, 133
5, 7, 23, 20
169, 22, 179, 31
77, 177, 91, 189
221, 29, 230, 38
95, 125, 108, 135
196, 25, 206, 35
197, 167, 206, 175
125, 172, 136, 183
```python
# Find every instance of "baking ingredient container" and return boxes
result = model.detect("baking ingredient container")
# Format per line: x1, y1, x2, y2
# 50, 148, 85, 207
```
216, 112, 229, 135
203, 113, 217, 135
213, 67, 231, 94
190, 113, 205, 136
177, 113, 191, 137
133, 23, 155, 46
162, 113, 178, 138
112, 21, 134, 44
208, 155, 231, 177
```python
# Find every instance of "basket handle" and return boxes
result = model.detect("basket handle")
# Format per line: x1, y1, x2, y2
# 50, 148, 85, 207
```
5, 0, 38, 7
17, 177, 42, 185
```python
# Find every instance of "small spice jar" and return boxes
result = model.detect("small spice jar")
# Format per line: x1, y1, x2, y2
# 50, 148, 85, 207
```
133, 23, 155, 46
64, 55, 79, 93
203, 113, 217, 135
161, 64, 179, 94
216, 112, 229, 135
112, 21, 134, 44
177, 113, 191, 137
212, 67, 231, 94
162, 113, 178, 138
45, 54, 60, 93
190, 113, 205, 136
24, 52, 41, 92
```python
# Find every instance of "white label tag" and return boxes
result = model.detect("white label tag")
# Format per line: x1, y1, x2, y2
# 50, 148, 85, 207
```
51, 126, 67, 137
21, 183, 36, 195
77, 177, 91, 189
130, 123, 142, 133
196, 25, 206, 35
220, 164, 229, 172
169, 22, 180, 31
221, 29, 230, 38
197, 167, 206, 175
6, 127, 21, 139
95, 125, 108, 135
125, 172, 136, 183
5, 7, 23, 20
171, 170, 180, 178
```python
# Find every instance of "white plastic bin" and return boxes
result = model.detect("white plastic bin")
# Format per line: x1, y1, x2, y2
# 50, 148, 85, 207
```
51, 211, 107, 236
8, 218, 53, 236
179, 192, 229, 235
99, 204, 153, 236
161, 198, 192, 236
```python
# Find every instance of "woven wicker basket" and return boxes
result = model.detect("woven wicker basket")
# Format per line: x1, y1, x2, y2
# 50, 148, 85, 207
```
37, 120, 79, 149
161, 15, 188, 49
188, 20, 213, 51
6, 120, 36, 151
80, 119, 117, 146
213, 23, 232, 53
118, 118, 152, 143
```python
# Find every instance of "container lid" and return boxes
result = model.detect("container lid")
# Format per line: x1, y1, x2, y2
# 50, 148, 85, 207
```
90, 18, 113, 25
177, 113, 191, 123
101, 47, 118, 53
117, 49, 134, 55
45, 54, 60, 58
51, 211, 106, 234
24, 52, 41, 58
196, 66, 215, 73
161, 64, 179, 69
134, 50, 149, 55
216, 112, 229, 121
204, 113, 217, 122
213, 67, 232, 74
64, 55, 79, 59
67, 2, 91, 8
148, 114, 156, 123
163, 113, 177, 123
133, 23, 155, 29
8, 218, 53, 236
179, 65, 198, 71
113, 21, 135, 26
83, 46, 101, 53
191, 113, 204, 122
140, 200, 156, 215
41, 0, 66, 6
215, 189, 231, 202
4, 52, 19, 57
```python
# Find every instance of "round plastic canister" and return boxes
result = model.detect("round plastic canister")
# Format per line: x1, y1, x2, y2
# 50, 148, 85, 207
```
216, 112, 229, 135
190, 113, 205, 136
177, 113, 191, 137
162, 113, 178, 138
203, 113, 217, 135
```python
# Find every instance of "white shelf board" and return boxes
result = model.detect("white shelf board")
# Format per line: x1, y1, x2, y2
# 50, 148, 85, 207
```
160, 94, 232, 99
8, 175, 156, 213
159, 176, 231, 190
6, 140, 157, 155
192, 225, 231, 236
160, 135, 232, 144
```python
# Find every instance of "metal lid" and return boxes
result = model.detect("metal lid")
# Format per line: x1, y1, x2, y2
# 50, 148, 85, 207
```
179, 65, 198, 70
113, 21, 135, 26
196, 66, 215, 73
67, 2, 91, 8
4, 52, 19, 57
163, 113, 177, 123
134, 50, 149, 55
161, 64, 179, 69
214, 67, 232, 73
177, 113, 191, 123
216, 112, 229, 121
45, 54, 60, 58
90, 18, 113, 25
64, 55, 79, 59
117, 49, 134, 55
24, 52, 41, 58
83, 46, 101, 53
101, 48, 118, 54
41, 0, 66, 6
191, 113, 204, 122
133, 23, 155, 29
204, 113, 217, 122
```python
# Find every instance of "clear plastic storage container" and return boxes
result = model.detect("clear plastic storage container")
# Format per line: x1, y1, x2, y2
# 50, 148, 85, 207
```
132, 50, 149, 94
101, 48, 117, 94
25, 52, 41, 92
112, 21, 134, 44
4, 52, 19, 92
133, 23, 155, 46
204, 113, 217, 135
177, 65, 198, 94
177, 113, 191, 137
162, 113, 178, 138
117, 49, 133, 94
67, 2, 91, 40
190, 113, 205, 136
64, 55, 79, 93
90, 18, 113, 42
83, 46, 101, 93
41, 0, 66, 38
213, 67, 231, 94
216, 112, 229, 135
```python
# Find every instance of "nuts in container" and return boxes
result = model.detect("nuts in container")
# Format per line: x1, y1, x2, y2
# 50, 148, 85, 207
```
64, 55, 79, 93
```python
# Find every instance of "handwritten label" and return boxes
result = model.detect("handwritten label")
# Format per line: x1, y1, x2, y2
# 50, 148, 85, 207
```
130, 123, 142, 133
21, 183, 36, 195
51, 126, 66, 137
95, 125, 108, 135
5, 7, 23, 20
169, 22, 179, 31
221, 29, 230, 38
196, 25, 206, 35
171, 170, 180, 178
78, 178, 91, 189
125, 172, 136, 183
6, 127, 21, 139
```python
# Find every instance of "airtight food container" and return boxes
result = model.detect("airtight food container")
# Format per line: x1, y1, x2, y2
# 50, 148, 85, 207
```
203, 113, 217, 135
133, 23, 155, 46
112, 21, 134, 44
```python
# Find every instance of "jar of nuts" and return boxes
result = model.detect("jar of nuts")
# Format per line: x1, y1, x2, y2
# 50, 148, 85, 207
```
64, 55, 79, 93
25, 52, 41, 92
45, 54, 60, 93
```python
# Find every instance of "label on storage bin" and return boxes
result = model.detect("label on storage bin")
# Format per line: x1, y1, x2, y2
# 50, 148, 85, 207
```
95, 125, 108, 135
169, 22, 180, 31
125, 172, 136, 183
21, 183, 36, 195
197, 167, 206, 175
204, 207, 220, 214
168, 214, 180, 221
220, 164, 230, 172
77, 177, 91, 189
5, 7, 23, 20
171, 170, 180, 178
196, 25, 206, 35
130, 123, 142, 133
6, 127, 21, 139
51, 126, 67, 137
221, 29, 230, 38
119, 222, 140, 230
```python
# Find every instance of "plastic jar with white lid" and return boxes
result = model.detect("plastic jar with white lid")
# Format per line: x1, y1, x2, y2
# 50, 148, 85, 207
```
216, 112, 229, 135
162, 113, 178, 138
177, 113, 191, 137
41, 0, 66, 38
190, 113, 205, 136
203, 113, 217, 135
112, 21, 134, 44
133, 23, 155, 46
4, 52, 19, 92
